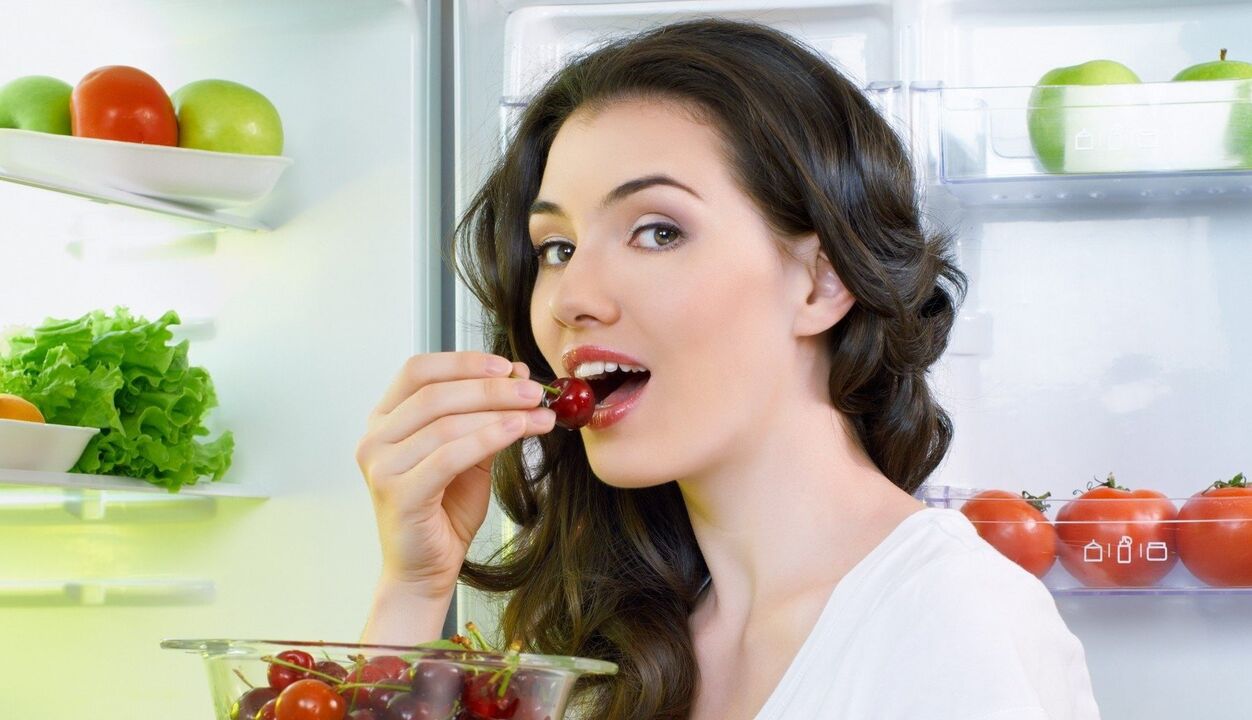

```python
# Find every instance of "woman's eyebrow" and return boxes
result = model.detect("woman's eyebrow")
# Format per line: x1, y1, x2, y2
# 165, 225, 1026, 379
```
528, 174, 703, 217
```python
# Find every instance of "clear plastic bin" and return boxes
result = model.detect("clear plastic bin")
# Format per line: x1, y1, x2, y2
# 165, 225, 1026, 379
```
911, 79, 1252, 205
920, 484, 1252, 595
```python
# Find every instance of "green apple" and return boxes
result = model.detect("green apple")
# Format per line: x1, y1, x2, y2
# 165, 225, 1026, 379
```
0, 75, 73, 134
170, 79, 283, 155
1027, 60, 1141, 173
1172, 48, 1252, 81
1173, 49, 1252, 168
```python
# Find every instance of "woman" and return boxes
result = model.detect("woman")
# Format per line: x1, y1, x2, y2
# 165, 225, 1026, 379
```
356, 18, 1101, 720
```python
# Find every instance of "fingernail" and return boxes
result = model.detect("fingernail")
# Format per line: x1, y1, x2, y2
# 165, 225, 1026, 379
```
487, 357, 512, 375
517, 382, 543, 400
528, 408, 552, 424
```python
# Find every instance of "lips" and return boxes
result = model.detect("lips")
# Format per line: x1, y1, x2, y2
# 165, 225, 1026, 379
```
561, 345, 648, 377
561, 345, 651, 430
588, 374, 648, 430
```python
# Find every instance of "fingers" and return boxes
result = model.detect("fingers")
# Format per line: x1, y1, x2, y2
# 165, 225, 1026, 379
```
388, 411, 551, 510
374, 407, 556, 480
371, 351, 514, 418
376, 374, 547, 444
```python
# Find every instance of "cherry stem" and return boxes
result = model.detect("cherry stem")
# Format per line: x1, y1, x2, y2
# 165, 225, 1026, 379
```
336, 681, 411, 692
233, 668, 255, 690
465, 622, 493, 653
507, 372, 560, 397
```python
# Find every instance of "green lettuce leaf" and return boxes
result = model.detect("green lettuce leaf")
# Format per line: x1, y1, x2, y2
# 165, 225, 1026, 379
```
0, 307, 233, 492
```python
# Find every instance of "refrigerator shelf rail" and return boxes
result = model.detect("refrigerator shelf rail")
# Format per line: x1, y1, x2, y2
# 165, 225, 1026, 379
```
0, 467, 269, 499
0, 579, 214, 607
0, 486, 219, 523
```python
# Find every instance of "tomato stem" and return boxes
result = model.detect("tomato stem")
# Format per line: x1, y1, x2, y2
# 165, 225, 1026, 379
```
1020, 490, 1052, 514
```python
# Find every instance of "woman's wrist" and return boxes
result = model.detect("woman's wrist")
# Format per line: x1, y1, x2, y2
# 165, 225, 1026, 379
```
361, 574, 455, 646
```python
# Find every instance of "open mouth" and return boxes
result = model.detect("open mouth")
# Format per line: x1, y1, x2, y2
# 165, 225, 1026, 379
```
583, 368, 651, 407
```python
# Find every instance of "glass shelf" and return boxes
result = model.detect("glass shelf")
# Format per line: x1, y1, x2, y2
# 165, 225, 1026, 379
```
910, 79, 1252, 208
0, 578, 214, 606
0, 467, 268, 499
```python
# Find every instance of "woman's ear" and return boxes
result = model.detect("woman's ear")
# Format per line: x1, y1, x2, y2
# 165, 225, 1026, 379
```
794, 246, 855, 338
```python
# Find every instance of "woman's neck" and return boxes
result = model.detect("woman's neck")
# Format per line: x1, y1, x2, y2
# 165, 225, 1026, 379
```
677, 387, 923, 627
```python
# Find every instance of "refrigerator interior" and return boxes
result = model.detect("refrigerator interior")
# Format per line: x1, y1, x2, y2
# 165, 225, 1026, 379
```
454, 1, 1252, 718
0, 0, 438, 718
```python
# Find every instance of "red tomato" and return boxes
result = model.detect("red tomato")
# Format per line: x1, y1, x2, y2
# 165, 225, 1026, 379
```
70, 65, 177, 145
960, 489, 1058, 579
1056, 474, 1179, 588
275, 679, 346, 720
1177, 473, 1252, 587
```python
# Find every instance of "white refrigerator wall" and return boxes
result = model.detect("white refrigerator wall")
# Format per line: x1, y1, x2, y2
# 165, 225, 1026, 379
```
455, 1, 1252, 718
0, 1, 436, 718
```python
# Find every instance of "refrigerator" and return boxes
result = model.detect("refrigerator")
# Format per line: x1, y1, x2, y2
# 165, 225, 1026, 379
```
2, 0, 1250, 718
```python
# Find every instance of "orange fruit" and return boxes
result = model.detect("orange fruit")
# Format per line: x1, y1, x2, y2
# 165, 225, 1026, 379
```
0, 394, 45, 423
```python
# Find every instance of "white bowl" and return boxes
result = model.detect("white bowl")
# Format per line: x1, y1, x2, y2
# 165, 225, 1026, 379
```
0, 128, 293, 209
0, 419, 100, 472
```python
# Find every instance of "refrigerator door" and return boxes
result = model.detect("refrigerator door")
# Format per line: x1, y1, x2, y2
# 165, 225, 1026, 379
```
0, 1, 440, 718
454, 1, 1252, 719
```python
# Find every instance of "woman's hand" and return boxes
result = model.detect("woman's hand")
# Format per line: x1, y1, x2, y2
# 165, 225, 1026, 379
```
356, 351, 555, 603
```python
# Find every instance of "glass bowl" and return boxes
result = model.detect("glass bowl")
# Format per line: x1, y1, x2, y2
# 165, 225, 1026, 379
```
162, 638, 617, 720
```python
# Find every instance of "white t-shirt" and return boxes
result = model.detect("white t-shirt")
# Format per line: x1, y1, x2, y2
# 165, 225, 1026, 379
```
752, 507, 1102, 720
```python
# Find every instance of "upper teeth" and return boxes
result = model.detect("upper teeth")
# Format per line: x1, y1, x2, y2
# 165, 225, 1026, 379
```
573, 360, 648, 379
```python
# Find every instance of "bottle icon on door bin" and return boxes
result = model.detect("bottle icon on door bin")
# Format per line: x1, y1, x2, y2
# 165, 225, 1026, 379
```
1117, 536, 1133, 564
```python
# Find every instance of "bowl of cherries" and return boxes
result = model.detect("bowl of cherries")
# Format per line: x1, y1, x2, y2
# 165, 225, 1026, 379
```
162, 623, 617, 720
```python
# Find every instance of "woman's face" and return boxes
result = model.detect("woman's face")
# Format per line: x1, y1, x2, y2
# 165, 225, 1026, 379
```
528, 97, 821, 488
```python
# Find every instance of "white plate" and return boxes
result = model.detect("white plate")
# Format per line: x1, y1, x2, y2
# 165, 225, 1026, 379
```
0, 419, 99, 473
0, 128, 293, 209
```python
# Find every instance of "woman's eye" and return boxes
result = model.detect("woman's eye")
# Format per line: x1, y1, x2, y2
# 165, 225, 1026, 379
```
632, 222, 684, 249
533, 240, 574, 267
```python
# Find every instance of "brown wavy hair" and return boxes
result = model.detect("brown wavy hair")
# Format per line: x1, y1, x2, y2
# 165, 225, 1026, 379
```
450, 17, 967, 719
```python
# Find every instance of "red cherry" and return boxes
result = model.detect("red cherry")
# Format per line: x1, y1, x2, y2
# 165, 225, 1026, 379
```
366, 655, 411, 681
313, 660, 350, 684
542, 377, 595, 429
257, 699, 278, 720
462, 671, 520, 719
269, 650, 316, 691
342, 663, 389, 710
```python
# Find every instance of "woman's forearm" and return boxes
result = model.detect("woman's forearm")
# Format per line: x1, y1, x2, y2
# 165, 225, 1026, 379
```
361, 576, 454, 646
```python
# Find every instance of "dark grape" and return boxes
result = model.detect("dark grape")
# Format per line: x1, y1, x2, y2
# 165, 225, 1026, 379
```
384, 692, 443, 720
409, 661, 464, 713
231, 687, 279, 720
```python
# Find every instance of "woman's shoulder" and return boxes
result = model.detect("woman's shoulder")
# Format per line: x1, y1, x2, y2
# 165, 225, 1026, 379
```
867, 506, 1064, 620
825, 507, 1103, 719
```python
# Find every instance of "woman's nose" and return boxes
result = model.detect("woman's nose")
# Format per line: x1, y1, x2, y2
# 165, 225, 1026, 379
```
547, 243, 621, 329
